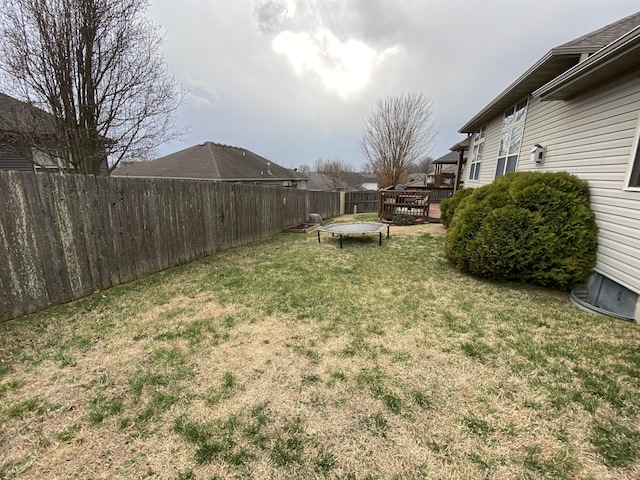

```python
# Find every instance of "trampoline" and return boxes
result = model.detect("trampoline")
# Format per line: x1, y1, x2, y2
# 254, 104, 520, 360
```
317, 222, 390, 248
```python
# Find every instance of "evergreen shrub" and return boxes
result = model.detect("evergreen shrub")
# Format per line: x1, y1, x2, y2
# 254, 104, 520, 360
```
440, 188, 473, 228
392, 213, 417, 225
444, 171, 598, 289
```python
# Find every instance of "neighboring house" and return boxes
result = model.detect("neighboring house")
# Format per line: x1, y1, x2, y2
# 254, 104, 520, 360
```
114, 141, 308, 189
358, 173, 379, 191
407, 172, 428, 186
402, 153, 460, 190
0, 92, 109, 174
306, 172, 334, 191
1, 92, 61, 173
454, 11, 640, 321
305, 171, 373, 191
428, 151, 461, 189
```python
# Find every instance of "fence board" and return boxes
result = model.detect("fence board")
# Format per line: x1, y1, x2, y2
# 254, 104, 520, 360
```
0, 173, 26, 319
70, 175, 97, 297
94, 176, 115, 291
102, 177, 123, 286
144, 179, 164, 273
12, 173, 49, 314
0, 259, 8, 321
21, 173, 56, 309
134, 179, 152, 277
80, 175, 106, 292
35, 174, 74, 304
113, 177, 136, 283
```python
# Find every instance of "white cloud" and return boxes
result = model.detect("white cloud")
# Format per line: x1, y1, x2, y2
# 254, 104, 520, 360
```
178, 71, 219, 109
272, 28, 399, 100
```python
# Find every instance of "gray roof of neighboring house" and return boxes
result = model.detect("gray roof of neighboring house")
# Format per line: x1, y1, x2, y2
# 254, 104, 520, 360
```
0, 93, 56, 136
432, 151, 459, 165
357, 173, 378, 184
459, 11, 640, 133
306, 172, 333, 190
114, 141, 305, 181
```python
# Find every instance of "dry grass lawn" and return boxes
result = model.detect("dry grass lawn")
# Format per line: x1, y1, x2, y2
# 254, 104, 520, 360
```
1, 214, 639, 479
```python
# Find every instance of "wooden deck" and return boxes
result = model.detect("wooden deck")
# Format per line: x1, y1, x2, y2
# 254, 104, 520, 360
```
428, 203, 441, 222
379, 189, 442, 223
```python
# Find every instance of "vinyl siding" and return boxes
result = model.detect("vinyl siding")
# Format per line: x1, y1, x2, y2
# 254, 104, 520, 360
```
520, 68, 640, 295
0, 144, 34, 172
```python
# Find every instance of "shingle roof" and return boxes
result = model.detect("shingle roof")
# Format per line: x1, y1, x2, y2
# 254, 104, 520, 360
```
432, 151, 459, 165
114, 142, 304, 181
305, 172, 334, 190
0, 93, 56, 135
558, 11, 640, 51
536, 24, 640, 100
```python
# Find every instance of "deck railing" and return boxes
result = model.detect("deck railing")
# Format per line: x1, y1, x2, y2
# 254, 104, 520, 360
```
379, 190, 431, 222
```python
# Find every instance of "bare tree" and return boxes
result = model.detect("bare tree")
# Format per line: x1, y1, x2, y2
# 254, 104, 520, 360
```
0, 0, 184, 174
409, 156, 434, 174
360, 162, 373, 174
358, 93, 436, 188
297, 163, 311, 174
314, 157, 362, 191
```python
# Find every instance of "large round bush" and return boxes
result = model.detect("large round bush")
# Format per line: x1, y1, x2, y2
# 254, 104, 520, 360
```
444, 171, 598, 289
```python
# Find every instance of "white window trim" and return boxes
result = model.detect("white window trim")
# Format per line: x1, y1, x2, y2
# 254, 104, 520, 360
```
496, 98, 528, 178
623, 112, 640, 192
468, 126, 486, 182
32, 147, 62, 170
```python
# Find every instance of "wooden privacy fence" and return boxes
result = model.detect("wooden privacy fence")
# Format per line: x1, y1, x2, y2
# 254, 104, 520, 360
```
345, 191, 380, 214
0, 171, 340, 322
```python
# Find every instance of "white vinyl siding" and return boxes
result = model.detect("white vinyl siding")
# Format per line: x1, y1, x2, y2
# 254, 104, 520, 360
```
518, 68, 640, 295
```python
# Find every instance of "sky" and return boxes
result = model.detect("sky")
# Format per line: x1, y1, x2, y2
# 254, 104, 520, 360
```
147, 0, 640, 170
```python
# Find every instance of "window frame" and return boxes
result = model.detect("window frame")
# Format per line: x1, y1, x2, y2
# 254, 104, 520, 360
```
624, 114, 640, 191
495, 98, 528, 178
468, 125, 486, 182
31, 147, 63, 171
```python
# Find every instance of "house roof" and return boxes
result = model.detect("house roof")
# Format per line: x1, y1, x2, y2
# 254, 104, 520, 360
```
356, 173, 378, 184
114, 142, 305, 181
0, 93, 56, 135
535, 25, 640, 100
306, 172, 333, 190
557, 12, 640, 51
449, 137, 471, 151
432, 151, 459, 165
459, 11, 640, 133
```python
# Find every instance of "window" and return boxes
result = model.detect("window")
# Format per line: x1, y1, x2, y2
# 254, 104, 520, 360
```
469, 125, 486, 181
496, 99, 527, 178
628, 139, 640, 188
627, 116, 640, 189
474, 124, 486, 142
32, 148, 62, 171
